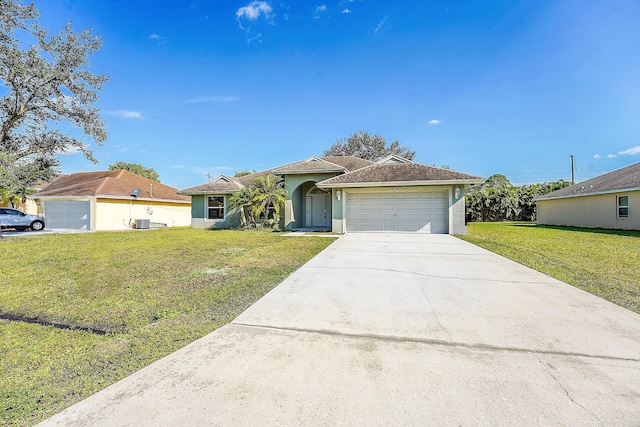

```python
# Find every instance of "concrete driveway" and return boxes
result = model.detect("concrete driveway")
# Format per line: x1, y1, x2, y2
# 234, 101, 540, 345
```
40, 234, 640, 426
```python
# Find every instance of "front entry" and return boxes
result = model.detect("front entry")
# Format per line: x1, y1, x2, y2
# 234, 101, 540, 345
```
305, 188, 330, 228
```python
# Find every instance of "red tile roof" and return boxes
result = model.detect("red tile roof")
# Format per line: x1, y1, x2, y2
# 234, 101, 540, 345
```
36, 170, 190, 203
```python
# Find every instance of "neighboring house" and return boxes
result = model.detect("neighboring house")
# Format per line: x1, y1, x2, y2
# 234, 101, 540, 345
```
180, 155, 484, 234
535, 162, 640, 230
31, 170, 191, 231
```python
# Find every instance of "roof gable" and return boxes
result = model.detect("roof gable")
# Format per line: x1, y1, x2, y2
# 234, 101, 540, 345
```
377, 155, 414, 164
180, 174, 244, 195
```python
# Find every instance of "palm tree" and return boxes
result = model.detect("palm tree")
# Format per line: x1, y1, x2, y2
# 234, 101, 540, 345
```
228, 186, 257, 227
251, 174, 287, 222
228, 174, 287, 229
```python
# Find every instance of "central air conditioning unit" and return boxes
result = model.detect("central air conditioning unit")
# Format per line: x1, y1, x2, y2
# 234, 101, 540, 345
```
135, 219, 150, 229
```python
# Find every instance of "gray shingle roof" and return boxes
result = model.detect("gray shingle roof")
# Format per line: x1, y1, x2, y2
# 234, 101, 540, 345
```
321, 156, 374, 172
179, 176, 244, 195
536, 162, 640, 200
180, 156, 482, 194
317, 162, 484, 187
272, 157, 346, 174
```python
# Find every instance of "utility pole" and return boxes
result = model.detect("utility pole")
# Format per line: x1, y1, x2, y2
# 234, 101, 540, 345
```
570, 155, 575, 185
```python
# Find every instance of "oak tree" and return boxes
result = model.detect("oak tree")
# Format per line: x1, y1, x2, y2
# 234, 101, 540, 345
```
323, 130, 415, 161
0, 0, 108, 198
108, 162, 160, 182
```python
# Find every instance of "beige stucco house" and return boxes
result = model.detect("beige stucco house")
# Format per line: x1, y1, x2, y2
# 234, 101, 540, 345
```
535, 162, 640, 230
31, 170, 191, 231
180, 155, 484, 235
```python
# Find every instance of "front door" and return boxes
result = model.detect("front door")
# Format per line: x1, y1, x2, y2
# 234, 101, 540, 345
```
311, 195, 328, 227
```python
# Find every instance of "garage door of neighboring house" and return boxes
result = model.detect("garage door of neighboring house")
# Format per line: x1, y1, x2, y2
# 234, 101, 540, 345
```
43, 200, 91, 230
346, 190, 447, 233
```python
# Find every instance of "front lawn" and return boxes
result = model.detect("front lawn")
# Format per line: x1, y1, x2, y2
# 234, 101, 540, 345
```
0, 228, 335, 426
459, 222, 640, 314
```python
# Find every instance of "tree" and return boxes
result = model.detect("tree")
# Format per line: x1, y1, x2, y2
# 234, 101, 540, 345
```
228, 174, 287, 229
227, 185, 257, 227
322, 130, 415, 161
465, 175, 571, 222
108, 162, 160, 182
0, 0, 108, 199
234, 170, 255, 177
251, 174, 287, 220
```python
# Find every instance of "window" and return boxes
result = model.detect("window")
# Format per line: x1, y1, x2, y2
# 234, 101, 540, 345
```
617, 195, 629, 218
208, 196, 225, 219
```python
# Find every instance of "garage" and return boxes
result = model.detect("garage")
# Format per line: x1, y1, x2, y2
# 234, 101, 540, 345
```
42, 200, 91, 230
346, 190, 447, 233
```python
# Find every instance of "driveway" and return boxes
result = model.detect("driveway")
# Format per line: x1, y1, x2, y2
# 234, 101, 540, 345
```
39, 234, 640, 426
1, 228, 91, 237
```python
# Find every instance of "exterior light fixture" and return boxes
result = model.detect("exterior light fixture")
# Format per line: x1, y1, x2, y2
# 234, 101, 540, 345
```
336, 189, 341, 201
454, 187, 460, 199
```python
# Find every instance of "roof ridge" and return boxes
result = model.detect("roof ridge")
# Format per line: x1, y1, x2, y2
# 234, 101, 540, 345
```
316, 157, 348, 170
95, 175, 113, 194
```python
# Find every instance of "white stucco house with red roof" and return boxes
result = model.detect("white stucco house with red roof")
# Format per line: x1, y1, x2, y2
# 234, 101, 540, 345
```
31, 170, 191, 230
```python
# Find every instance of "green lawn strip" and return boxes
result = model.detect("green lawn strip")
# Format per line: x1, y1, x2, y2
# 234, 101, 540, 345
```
459, 222, 640, 314
0, 228, 335, 426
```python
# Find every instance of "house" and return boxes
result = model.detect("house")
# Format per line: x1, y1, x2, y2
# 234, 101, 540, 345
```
31, 170, 191, 230
180, 155, 484, 234
535, 162, 640, 230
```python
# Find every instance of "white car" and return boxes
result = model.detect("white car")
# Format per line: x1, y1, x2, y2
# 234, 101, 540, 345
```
0, 208, 45, 231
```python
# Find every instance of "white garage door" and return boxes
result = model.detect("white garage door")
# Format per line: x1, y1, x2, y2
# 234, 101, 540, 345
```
346, 191, 447, 233
43, 200, 91, 230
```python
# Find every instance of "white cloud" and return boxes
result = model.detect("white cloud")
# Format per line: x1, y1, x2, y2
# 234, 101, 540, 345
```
149, 33, 165, 40
237, 1, 272, 21
316, 5, 327, 13
593, 154, 602, 159
619, 145, 640, 155
607, 154, 617, 158
171, 165, 184, 169
428, 119, 441, 126
342, 8, 351, 14
184, 96, 240, 103
120, 148, 130, 152
108, 110, 144, 120
374, 17, 387, 34
247, 32, 263, 44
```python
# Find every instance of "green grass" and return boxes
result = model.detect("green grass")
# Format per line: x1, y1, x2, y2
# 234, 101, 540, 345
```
0, 228, 335, 426
459, 222, 640, 314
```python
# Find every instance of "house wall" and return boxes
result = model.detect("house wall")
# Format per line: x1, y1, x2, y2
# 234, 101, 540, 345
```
450, 186, 467, 235
96, 199, 191, 230
536, 190, 640, 230
191, 195, 206, 219
284, 173, 339, 230
189, 194, 239, 229
331, 188, 344, 233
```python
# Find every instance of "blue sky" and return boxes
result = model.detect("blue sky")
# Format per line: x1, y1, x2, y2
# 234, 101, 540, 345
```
35, 0, 640, 189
